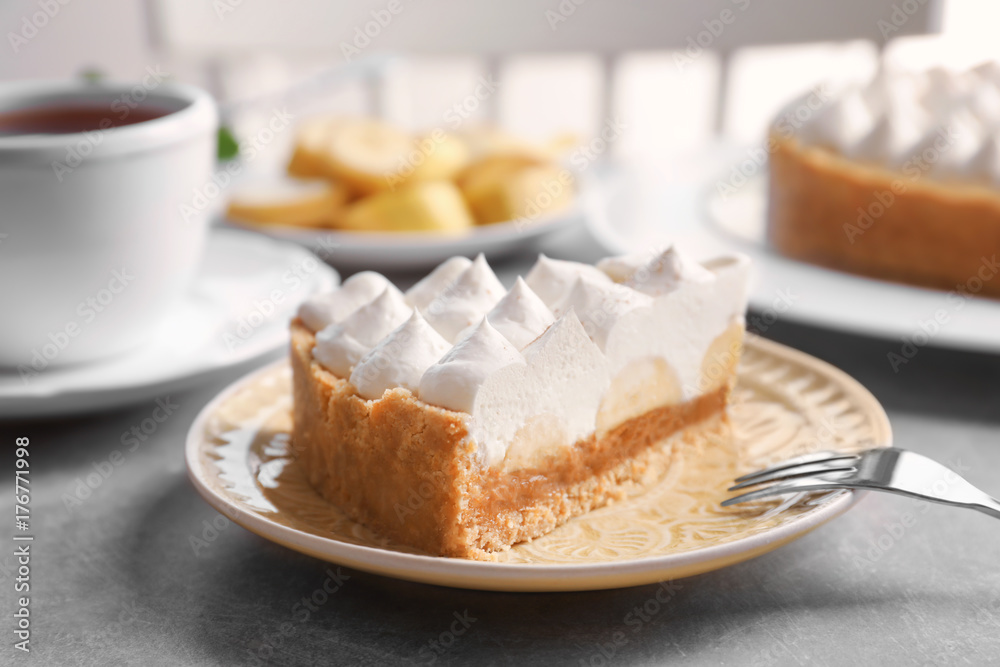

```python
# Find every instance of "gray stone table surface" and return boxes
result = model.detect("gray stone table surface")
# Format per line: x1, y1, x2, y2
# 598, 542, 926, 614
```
3, 225, 1000, 667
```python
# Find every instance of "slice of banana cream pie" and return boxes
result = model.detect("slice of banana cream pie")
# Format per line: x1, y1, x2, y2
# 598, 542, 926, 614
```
290, 248, 750, 559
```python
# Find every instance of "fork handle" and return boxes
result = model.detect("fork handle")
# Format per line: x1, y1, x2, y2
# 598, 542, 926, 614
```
974, 497, 1000, 520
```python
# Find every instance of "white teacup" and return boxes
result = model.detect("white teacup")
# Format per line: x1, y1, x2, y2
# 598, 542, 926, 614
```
0, 80, 218, 372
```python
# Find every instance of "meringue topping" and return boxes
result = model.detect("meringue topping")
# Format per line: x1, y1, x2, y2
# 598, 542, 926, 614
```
923, 108, 984, 182
423, 254, 505, 342
484, 277, 554, 349
405, 256, 472, 311
920, 67, 974, 116
968, 84, 1000, 125
847, 101, 929, 166
626, 246, 716, 296
418, 317, 526, 414
349, 310, 451, 400
596, 250, 657, 283
468, 310, 610, 465
524, 254, 612, 308
972, 60, 1000, 86
797, 89, 875, 149
553, 275, 653, 350
302, 249, 751, 467
791, 61, 1000, 184
298, 271, 391, 332
963, 135, 1000, 186
312, 286, 412, 377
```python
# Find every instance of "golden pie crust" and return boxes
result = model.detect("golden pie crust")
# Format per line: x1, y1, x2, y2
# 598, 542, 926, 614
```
290, 320, 735, 560
767, 134, 1000, 297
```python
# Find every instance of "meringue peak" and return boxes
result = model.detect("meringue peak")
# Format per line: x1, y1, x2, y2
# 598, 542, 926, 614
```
312, 285, 412, 377
486, 277, 554, 349
423, 253, 505, 342
554, 275, 653, 350
418, 317, 525, 413
525, 254, 612, 308
297, 271, 391, 332
626, 247, 715, 296
350, 310, 451, 400
405, 255, 473, 311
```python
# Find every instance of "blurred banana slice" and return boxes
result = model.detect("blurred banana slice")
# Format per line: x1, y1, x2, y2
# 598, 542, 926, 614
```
259, 116, 578, 233
462, 162, 574, 226
544, 132, 581, 157
227, 177, 348, 228
287, 117, 340, 179
457, 126, 574, 163
340, 181, 475, 233
320, 118, 416, 195
457, 154, 546, 201
408, 132, 470, 183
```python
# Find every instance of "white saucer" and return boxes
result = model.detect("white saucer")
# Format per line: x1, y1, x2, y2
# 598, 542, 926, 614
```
587, 161, 1000, 355
224, 205, 583, 272
0, 228, 338, 418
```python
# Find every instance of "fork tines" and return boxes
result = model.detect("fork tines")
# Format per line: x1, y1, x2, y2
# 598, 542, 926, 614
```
722, 450, 860, 507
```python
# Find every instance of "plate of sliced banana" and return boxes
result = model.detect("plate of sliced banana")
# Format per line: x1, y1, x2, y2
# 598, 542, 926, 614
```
224, 117, 586, 270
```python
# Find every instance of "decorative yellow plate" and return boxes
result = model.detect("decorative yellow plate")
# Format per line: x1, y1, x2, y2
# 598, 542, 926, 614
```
185, 336, 891, 591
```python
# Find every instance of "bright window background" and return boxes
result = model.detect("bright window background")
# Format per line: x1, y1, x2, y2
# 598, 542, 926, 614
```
0, 0, 997, 160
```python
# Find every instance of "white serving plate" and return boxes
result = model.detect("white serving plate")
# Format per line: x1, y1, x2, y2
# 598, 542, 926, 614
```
224, 204, 583, 272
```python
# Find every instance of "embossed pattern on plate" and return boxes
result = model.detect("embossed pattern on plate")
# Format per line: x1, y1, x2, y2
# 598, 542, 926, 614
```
186, 336, 891, 591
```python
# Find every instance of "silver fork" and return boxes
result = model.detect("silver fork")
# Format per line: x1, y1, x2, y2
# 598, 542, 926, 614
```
722, 447, 1000, 519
